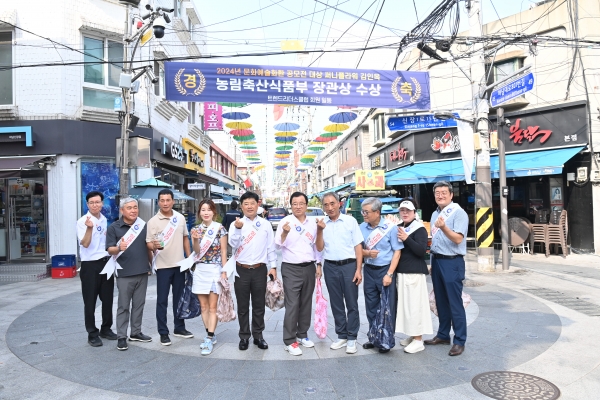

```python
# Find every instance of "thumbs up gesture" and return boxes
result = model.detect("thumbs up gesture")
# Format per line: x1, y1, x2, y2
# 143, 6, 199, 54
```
316, 218, 326, 231
84, 216, 94, 228
234, 217, 244, 229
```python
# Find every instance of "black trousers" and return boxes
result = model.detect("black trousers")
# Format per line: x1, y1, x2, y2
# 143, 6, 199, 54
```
80, 258, 114, 338
234, 264, 267, 340
156, 267, 186, 335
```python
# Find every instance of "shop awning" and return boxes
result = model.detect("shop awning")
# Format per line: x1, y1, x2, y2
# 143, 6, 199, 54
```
0, 156, 44, 170
218, 180, 235, 190
387, 159, 465, 185
156, 161, 218, 185
314, 182, 352, 197
489, 146, 585, 178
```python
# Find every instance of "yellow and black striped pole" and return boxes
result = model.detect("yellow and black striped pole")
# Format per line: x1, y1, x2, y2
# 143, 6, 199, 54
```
476, 207, 494, 248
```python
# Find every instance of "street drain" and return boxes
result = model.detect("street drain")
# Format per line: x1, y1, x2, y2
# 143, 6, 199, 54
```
524, 288, 600, 316
472, 371, 560, 400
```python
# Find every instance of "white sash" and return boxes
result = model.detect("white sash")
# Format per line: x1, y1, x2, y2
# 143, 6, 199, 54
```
401, 219, 425, 236
151, 212, 182, 273
78, 212, 102, 272
292, 220, 316, 245
431, 203, 462, 238
100, 217, 145, 279
222, 219, 261, 279
179, 221, 221, 272
364, 221, 395, 250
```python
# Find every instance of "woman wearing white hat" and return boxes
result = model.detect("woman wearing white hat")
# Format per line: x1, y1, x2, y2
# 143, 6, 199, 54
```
395, 198, 433, 354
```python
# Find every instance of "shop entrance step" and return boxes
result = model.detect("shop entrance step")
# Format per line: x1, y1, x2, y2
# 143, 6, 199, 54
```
0, 263, 51, 282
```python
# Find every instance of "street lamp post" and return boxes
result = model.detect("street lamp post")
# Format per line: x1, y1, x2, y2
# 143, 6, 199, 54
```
497, 107, 510, 270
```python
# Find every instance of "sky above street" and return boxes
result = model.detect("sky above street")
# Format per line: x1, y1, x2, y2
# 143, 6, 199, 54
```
189, 0, 536, 188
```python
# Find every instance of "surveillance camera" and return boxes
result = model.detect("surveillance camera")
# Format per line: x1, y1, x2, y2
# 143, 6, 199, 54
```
153, 16, 167, 38
504, 119, 511, 126
145, 67, 159, 84
145, 4, 152, 10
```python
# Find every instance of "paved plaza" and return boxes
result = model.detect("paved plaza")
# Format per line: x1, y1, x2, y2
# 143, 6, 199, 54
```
1, 251, 600, 399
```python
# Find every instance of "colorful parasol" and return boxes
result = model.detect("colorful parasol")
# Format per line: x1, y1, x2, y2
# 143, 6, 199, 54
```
301, 154, 316, 159
300, 158, 315, 163
222, 112, 250, 120
253, 165, 265, 171
274, 154, 289, 159
226, 121, 252, 130
308, 146, 325, 151
320, 131, 343, 138
314, 136, 336, 142
276, 145, 294, 150
275, 137, 297, 142
275, 150, 291, 154
218, 102, 248, 108
229, 129, 254, 136
329, 112, 357, 123
324, 123, 349, 132
274, 122, 300, 131
274, 131, 298, 137
240, 145, 257, 149
233, 135, 255, 141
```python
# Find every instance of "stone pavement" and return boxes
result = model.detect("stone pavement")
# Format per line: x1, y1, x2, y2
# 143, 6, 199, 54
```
0, 250, 599, 399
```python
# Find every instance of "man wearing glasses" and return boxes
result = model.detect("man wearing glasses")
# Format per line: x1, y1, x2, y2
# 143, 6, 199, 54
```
315, 192, 363, 354
359, 197, 403, 353
424, 181, 469, 356
76, 191, 116, 347
274, 192, 323, 356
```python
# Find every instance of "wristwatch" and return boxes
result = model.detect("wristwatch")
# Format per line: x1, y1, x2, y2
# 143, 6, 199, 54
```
386, 273, 394, 278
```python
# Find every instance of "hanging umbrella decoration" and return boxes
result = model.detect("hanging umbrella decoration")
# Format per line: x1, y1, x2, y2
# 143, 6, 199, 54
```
229, 129, 254, 136
329, 112, 357, 124
218, 102, 248, 108
222, 112, 251, 120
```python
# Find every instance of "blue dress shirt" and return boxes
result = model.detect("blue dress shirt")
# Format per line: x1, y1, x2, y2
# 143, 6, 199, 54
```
430, 202, 469, 256
360, 219, 404, 266
322, 214, 363, 261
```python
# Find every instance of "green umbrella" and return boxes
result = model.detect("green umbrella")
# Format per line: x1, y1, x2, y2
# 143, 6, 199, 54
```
276, 145, 294, 151
308, 146, 325, 151
300, 158, 315, 163
218, 102, 248, 108
240, 145, 257, 149
234, 135, 255, 141
320, 131, 343, 138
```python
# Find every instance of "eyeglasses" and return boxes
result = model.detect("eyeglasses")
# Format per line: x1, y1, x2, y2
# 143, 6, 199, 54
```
87, 201, 102, 205
291, 203, 306, 207
361, 210, 376, 215
434, 192, 450, 197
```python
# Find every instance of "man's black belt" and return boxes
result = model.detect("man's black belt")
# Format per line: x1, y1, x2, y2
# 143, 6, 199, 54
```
364, 263, 387, 270
431, 253, 463, 259
284, 261, 316, 268
236, 262, 266, 269
85, 256, 110, 262
324, 258, 356, 266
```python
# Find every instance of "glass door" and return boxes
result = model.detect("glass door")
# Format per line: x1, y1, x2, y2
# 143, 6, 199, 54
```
7, 177, 47, 261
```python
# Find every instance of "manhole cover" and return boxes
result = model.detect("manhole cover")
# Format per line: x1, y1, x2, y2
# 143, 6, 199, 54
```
464, 279, 485, 287
472, 371, 560, 400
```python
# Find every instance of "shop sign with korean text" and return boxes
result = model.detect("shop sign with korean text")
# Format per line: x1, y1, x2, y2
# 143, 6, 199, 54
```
355, 170, 385, 191
204, 102, 222, 131
165, 62, 431, 109
388, 113, 457, 131
490, 72, 534, 107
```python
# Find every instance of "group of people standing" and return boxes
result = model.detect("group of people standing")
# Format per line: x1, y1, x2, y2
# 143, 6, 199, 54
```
76, 180, 468, 357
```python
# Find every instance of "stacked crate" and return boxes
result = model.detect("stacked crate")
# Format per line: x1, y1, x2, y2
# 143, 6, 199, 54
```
51, 255, 77, 278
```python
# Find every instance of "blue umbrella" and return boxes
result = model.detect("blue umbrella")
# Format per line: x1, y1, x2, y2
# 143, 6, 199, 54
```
128, 187, 195, 201
329, 112, 357, 123
274, 122, 300, 131
275, 150, 292, 154
275, 137, 297, 142
134, 178, 172, 187
222, 112, 251, 120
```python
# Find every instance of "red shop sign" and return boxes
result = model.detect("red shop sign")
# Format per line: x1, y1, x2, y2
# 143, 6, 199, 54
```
509, 118, 552, 145
389, 142, 408, 162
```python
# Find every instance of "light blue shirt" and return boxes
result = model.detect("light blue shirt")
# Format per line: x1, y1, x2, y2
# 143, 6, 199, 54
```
322, 213, 363, 261
360, 219, 404, 266
430, 202, 468, 256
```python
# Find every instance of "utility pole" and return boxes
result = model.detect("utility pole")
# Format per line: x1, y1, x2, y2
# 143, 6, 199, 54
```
119, 3, 132, 200
468, 0, 495, 272
497, 107, 509, 270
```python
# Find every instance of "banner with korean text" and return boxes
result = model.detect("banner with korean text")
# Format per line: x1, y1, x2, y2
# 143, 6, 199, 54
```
355, 170, 385, 191
203, 102, 222, 131
165, 62, 431, 109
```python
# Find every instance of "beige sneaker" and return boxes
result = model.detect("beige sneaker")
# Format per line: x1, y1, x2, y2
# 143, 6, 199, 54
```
330, 339, 348, 350
400, 336, 414, 347
346, 340, 358, 354
404, 339, 425, 354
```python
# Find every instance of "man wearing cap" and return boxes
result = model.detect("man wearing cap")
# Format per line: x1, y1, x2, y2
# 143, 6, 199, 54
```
359, 197, 403, 353
315, 192, 363, 355
76, 191, 116, 347
424, 181, 469, 356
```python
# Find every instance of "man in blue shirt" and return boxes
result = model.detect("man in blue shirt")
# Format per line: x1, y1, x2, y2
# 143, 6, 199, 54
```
316, 192, 363, 354
359, 198, 403, 353
424, 181, 469, 356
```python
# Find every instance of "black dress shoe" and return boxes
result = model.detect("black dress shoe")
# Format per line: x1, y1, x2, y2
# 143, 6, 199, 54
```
424, 336, 451, 345
239, 339, 249, 350
449, 344, 465, 356
100, 330, 117, 340
378, 348, 390, 353
362, 342, 375, 349
253, 338, 269, 349
88, 336, 103, 347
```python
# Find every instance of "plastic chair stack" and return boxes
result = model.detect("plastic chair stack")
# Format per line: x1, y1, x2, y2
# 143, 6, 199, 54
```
546, 210, 568, 258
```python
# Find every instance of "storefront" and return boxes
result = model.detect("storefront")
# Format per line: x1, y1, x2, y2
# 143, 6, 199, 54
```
371, 101, 592, 251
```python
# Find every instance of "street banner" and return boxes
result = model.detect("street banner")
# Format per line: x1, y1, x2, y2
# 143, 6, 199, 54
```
203, 102, 222, 131
355, 170, 385, 191
165, 62, 431, 109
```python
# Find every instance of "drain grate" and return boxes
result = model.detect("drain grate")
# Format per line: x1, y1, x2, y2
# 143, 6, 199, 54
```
472, 371, 560, 400
524, 288, 600, 316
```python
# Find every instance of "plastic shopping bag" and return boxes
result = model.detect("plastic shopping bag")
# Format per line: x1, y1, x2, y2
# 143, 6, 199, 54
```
314, 279, 328, 339
265, 277, 285, 312
429, 289, 472, 316
367, 286, 395, 350
175, 271, 201, 319
217, 276, 236, 323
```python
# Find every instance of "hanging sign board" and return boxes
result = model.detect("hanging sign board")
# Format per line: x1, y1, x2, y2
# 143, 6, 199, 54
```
165, 62, 431, 109
490, 72, 535, 107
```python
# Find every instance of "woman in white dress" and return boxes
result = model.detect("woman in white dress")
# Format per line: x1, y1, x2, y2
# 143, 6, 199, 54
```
395, 198, 433, 354
191, 199, 228, 355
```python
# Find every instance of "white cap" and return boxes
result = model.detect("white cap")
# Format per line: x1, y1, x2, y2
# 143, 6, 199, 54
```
257, 206, 264, 213
398, 201, 415, 211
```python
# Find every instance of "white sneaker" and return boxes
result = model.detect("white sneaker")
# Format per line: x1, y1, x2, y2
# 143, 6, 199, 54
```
346, 340, 357, 354
285, 342, 303, 356
400, 336, 414, 347
330, 339, 348, 350
404, 339, 425, 354
297, 337, 315, 348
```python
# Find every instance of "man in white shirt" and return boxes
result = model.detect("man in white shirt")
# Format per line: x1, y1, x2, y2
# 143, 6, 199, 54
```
229, 191, 277, 351
76, 191, 116, 347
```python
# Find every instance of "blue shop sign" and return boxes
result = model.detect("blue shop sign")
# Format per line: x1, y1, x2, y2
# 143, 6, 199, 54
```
387, 113, 458, 131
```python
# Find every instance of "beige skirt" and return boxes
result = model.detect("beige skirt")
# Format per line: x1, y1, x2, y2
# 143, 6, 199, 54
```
395, 273, 433, 336
192, 263, 222, 295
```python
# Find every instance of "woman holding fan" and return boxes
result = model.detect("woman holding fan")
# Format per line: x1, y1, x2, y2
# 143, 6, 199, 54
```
191, 199, 229, 355
394, 198, 433, 354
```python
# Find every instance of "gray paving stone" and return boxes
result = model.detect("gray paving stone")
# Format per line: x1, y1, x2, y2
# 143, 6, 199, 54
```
244, 379, 290, 400
197, 379, 250, 400
289, 378, 336, 399
328, 374, 386, 399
